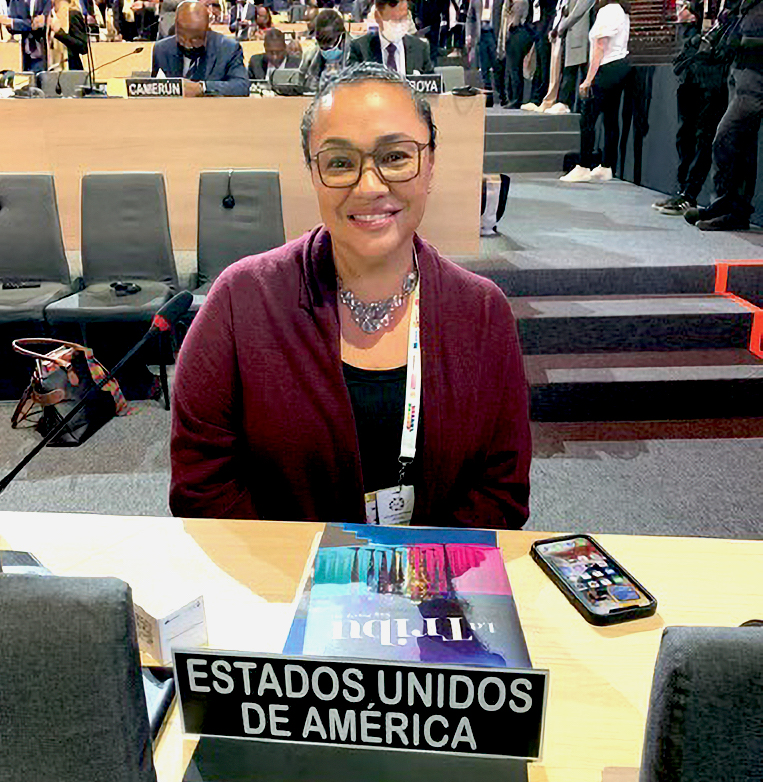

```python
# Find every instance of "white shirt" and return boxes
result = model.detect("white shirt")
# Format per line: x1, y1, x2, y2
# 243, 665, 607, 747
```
378, 30, 406, 77
589, 3, 629, 65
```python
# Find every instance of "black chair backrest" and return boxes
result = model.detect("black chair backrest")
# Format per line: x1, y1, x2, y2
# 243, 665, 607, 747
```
0, 173, 70, 284
0, 575, 157, 782
81, 172, 178, 286
197, 170, 286, 285
639, 625, 763, 782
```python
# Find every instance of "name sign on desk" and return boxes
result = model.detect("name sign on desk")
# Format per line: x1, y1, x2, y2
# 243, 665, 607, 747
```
173, 649, 548, 760
126, 78, 182, 97
407, 74, 443, 94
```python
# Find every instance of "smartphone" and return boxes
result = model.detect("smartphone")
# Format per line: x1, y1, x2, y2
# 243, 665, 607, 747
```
530, 534, 657, 625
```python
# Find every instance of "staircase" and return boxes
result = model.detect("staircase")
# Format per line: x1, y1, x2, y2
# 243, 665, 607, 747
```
464, 262, 763, 421
484, 109, 580, 175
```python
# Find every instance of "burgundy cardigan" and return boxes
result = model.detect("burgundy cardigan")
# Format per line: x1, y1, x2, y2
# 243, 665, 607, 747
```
170, 227, 531, 528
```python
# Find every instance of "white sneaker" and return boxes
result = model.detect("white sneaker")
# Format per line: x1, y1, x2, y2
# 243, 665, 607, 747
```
560, 165, 592, 182
520, 102, 540, 112
590, 165, 613, 182
545, 102, 571, 115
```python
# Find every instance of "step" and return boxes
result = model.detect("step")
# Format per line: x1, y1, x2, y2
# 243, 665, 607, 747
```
460, 263, 718, 298
484, 130, 580, 153
485, 110, 580, 133
509, 294, 754, 354
484, 150, 567, 174
526, 348, 763, 421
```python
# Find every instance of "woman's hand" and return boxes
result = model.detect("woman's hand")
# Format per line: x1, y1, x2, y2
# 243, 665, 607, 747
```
579, 79, 592, 97
48, 13, 61, 32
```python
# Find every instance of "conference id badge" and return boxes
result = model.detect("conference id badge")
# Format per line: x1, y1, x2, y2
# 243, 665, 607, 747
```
376, 484, 415, 526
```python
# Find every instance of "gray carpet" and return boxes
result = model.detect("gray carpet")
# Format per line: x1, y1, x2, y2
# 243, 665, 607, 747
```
1, 401, 761, 539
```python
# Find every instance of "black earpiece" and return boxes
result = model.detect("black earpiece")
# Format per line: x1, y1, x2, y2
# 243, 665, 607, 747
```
222, 169, 235, 209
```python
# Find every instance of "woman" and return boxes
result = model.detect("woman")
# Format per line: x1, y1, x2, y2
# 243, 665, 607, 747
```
250, 3, 272, 37
560, 0, 630, 182
297, 8, 351, 90
47, 0, 88, 70
170, 63, 531, 528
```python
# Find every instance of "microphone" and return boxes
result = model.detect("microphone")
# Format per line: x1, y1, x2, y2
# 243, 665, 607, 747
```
0, 291, 192, 497
79, 45, 144, 96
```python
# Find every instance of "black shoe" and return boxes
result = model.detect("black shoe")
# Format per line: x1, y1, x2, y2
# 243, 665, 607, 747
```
684, 207, 702, 225
485, 94, 494, 108
696, 214, 750, 231
652, 195, 675, 210
656, 195, 695, 216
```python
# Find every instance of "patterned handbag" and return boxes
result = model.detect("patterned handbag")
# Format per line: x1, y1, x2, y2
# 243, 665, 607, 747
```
10, 338, 130, 447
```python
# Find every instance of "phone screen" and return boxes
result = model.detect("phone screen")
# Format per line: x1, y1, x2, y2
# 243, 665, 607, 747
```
535, 537, 652, 615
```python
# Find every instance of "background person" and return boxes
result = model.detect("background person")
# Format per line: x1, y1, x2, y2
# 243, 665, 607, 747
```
0, 0, 52, 72
229, 0, 255, 38
560, 0, 630, 183
297, 8, 351, 89
497, 0, 530, 108
466, 0, 509, 108
151, 0, 249, 95
250, 1, 271, 36
349, 0, 434, 76
248, 25, 301, 78
170, 62, 531, 527
47, 0, 87, 69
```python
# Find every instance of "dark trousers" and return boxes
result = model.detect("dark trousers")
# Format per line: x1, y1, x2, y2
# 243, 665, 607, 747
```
675, 66, 728, 201
504, 25, 533, 106
559, 63, 584, 110
478, 27, 507, 105
529, 21, 552, 104
580, 58, 631, 170
709, 68, 762, 219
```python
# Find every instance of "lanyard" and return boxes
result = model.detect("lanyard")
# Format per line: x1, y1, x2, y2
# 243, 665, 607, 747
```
397, 279, 421, 487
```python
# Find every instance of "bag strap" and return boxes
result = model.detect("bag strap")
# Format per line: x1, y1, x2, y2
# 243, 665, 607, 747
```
11, 338, 88, 368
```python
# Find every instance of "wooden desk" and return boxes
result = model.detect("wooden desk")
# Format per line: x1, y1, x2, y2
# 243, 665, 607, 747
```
0, 93, 483, 258
1, 512, 759, 782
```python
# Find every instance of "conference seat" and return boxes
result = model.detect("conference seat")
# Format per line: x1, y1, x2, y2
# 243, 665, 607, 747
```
0, 173, 73, 325
435, 65, 465, 92
288, 3, 307, 21
37, 70, 88, 98
45, 172, 179, 406
0, 575, 157, 782
639, 625, 763, 782
191, 169, 285, 312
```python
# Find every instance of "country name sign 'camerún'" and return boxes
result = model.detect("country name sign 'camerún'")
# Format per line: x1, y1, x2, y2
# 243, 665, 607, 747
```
173, 650, 548, 760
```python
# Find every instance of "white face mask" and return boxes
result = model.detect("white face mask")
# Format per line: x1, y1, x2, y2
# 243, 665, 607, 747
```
382, 19, 409, 43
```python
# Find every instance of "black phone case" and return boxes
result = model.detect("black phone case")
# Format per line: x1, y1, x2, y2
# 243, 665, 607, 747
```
530, 534, 658, 626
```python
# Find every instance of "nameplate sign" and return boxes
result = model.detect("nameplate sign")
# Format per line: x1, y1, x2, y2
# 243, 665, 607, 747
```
173, 649, 547, 760
407, 74, 444, 94
126, 78, 183, 97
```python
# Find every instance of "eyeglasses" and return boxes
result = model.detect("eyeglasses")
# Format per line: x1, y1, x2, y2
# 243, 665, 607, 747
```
311, 140, 430, 188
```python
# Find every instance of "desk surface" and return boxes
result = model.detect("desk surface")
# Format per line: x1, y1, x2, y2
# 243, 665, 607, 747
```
1, 512, 759, 782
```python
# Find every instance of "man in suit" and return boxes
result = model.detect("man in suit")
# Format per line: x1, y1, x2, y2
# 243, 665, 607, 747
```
466, 0, 508, 107
248, 26, 301, 78
229, 0, 256, 39
349, 0, 434, 75
151, 0, 249, 95
0, 0, 52, 71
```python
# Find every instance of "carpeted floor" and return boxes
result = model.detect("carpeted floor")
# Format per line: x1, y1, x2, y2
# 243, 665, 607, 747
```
1, 177, 761, 539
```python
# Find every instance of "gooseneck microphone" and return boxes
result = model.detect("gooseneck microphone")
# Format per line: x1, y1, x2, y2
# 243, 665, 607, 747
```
79, 45, 144, 96
0, 291, 192, 497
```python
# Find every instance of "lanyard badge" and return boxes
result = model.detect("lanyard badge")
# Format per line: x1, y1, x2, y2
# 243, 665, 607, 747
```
365, 281, 421, 526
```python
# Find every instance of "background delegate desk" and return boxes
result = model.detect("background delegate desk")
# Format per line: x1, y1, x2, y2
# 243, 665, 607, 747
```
0, 92, 483, 265
0, 512, 760, 782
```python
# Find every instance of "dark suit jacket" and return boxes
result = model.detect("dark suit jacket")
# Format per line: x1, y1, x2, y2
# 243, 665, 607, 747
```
228, 1, 256, 40
247, 52, 301, 80
151, 30, 249, 96
348, 32, 434, 74
7, 0, 52, 70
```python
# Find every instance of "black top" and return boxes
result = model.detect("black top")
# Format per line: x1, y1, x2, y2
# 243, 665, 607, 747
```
342, 362, 407, 494
54, 9, 87, 71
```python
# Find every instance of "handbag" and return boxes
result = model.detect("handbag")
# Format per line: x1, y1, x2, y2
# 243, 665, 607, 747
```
10, 338, 130, 447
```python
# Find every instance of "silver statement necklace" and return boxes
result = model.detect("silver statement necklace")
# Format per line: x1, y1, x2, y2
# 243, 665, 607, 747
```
337, 254, 419, 334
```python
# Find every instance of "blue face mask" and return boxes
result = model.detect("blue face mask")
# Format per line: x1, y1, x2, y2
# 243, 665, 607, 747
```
320, 37, 344, 62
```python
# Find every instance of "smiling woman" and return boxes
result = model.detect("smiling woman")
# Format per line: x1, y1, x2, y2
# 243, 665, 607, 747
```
170, 62, 531, 528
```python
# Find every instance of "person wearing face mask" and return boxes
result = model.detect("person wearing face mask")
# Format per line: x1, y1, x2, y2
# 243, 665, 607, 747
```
151, 0, 249, 95
170, 62, 531, 528
297, 8, 351, 90
349, 0, 434, 76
